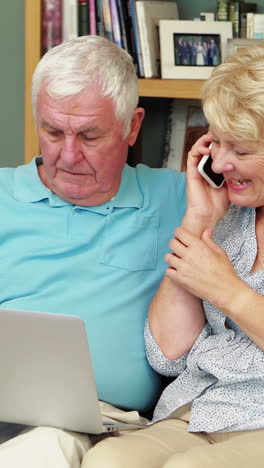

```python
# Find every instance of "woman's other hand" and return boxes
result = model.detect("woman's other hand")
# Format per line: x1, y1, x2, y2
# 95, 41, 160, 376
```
165, 226, 242, 310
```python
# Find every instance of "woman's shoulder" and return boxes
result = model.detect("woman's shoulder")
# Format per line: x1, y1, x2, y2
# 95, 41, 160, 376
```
213, 205, 254, 248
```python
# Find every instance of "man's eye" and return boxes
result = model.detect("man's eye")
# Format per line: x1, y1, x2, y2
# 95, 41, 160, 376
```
80, 133, 96, 141
47, 130, 62, 137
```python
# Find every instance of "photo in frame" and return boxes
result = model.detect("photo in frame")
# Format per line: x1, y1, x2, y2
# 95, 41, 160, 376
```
227, 38, 264, 57
159, 20, 233, 79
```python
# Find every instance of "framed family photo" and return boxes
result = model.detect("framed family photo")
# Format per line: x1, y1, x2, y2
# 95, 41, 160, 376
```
159, 20, 233, 79
227, 38, 264, 57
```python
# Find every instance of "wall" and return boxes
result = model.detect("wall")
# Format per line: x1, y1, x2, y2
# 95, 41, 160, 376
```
0, 1, 25, 167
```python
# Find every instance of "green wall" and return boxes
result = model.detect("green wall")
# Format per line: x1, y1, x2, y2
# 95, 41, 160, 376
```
0, 1, 25, 167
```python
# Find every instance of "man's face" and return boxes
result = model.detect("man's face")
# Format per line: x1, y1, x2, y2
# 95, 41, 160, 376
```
36, 87, 144, 206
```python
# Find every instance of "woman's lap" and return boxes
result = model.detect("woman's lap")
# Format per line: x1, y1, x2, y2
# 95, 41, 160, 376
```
82, 420, 264, 468
82, 419, 209, 468
0, 417, 263, 468
163, 429, 264, 468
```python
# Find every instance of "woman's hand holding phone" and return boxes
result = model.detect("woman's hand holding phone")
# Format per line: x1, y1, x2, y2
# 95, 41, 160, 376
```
198, 147, 225, 189
181, 133, 230, 236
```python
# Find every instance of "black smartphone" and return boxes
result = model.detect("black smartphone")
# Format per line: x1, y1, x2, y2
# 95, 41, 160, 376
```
198, 154, 225, 189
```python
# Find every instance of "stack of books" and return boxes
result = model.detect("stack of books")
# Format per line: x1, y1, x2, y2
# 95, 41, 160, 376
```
246, 13, 264, 39
41, 0, 179, 78
216, 1, 261, 39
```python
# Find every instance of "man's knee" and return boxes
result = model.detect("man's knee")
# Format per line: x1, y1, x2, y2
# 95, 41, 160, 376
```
0, 426, 91, 468
82, 431, 163, 468
82, 435, 131, 468
163, 453, 200, 468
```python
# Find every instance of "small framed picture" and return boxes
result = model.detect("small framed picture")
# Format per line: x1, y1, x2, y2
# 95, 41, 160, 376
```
227, 38, 264, 57
159, 20, 233, 79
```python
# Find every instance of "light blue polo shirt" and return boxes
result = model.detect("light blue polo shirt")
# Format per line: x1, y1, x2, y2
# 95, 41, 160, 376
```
0, 157, 186, 412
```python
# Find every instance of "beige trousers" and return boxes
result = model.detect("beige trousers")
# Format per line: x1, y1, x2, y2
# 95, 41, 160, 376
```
0, 403, 263, 468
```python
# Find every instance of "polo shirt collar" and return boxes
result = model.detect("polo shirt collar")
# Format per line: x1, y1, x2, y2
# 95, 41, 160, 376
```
13, 157, 70, 206
13, 158, 143, 210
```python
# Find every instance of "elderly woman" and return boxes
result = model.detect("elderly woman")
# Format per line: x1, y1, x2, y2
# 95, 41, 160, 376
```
80, 44, 264, 468
145, 44, 264, 467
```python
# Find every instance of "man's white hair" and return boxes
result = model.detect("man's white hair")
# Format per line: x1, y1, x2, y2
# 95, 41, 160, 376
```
32, 35, 139, 138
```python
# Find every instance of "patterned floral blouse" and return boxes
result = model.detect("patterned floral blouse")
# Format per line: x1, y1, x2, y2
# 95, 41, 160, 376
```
145, 204, 264, 433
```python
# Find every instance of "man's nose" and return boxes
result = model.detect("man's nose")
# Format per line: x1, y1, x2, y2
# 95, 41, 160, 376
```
60, 137, 81, 165
211, 148, 234, 174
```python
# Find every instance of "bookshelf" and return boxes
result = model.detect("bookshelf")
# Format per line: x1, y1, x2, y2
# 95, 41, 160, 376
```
138, 78, 204, 99
24, 0, 204, 164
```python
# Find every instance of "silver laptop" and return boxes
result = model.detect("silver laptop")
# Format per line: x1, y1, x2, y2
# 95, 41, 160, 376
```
0, 308, 143, 434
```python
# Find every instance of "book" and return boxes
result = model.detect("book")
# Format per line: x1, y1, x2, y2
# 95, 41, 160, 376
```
102, 0, 114, 41
229, 1, 241, 38
89, 0, 97, 34
252, 13, 264, 39
240, 12, 248, 38
95, 0, 105, 36
110, 0, 122, 47
246, 12, 254, 38
116, 0, 133, 53
216, 0, 229, 21
247, 13, 264, 39
240, 2, 257, 39
62, 0, 78, 41
128, 0, 144, 77
41, 0, 63, 55
78, 0, 90, 36
136, 0, 179, 78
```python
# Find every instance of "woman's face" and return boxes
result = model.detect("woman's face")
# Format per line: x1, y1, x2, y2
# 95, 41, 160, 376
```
210, 128, 264, 208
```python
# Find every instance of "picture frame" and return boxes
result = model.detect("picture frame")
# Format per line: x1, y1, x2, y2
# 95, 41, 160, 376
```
227, 38, 264, 57
159, 20, 233, 80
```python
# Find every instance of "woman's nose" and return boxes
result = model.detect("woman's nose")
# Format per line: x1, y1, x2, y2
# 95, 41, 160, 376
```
211, 149, 234, 174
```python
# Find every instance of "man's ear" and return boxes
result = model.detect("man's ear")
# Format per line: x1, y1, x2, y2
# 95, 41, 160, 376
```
127, 107, 145, 147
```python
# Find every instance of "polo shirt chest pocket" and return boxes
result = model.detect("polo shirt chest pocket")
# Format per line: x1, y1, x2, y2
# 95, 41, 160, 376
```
99, 211, 159, 271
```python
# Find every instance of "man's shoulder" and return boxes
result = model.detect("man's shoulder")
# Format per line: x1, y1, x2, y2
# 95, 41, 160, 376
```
0, 167, 16, 190
124, 164, 186, 218
0, 166, 16, 176
0, 161, 37, 200
133, 163, 186, 185
132, 164, 186, 198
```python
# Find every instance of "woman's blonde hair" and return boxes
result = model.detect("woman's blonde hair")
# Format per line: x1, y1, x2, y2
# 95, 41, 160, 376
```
202, 44, 264, 142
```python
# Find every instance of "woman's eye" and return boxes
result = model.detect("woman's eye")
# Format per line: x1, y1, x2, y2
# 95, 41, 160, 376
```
236, 150, 248, 156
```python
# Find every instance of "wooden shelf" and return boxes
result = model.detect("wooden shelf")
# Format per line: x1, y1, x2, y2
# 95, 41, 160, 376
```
138, 78, 204, 99
24, 0, 41, 164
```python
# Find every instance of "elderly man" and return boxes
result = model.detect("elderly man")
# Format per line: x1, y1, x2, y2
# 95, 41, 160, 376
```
0, 35, 186, 467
